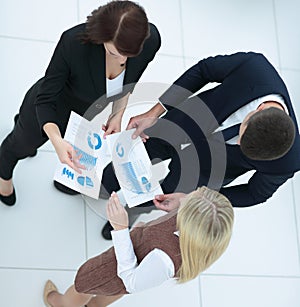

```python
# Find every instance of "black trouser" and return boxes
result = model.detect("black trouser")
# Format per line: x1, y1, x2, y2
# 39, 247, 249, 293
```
0, 81, 50, 180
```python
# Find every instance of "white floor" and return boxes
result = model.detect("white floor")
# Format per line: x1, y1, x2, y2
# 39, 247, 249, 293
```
1, 1, 300, 306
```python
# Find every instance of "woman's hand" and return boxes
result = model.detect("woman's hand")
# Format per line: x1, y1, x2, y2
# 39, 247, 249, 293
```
43, 122, 85, 173
102, 92, 130, 138
106, 192, 129, 231
102, 114, 122, 138
53, 137, 85, 173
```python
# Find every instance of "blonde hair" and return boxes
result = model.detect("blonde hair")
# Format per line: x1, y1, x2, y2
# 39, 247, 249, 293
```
176, 186, 234, 283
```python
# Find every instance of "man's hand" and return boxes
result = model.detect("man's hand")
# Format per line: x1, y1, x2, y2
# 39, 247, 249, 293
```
106, 192, 129, 231
126, 102, 166, 141
126, 113, 157, 141
153, 192, 187, 212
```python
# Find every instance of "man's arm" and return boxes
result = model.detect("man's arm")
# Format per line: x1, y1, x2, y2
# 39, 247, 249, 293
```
160, 52, 259, 110
219, 172, 294, 207
126, 52, 260, 139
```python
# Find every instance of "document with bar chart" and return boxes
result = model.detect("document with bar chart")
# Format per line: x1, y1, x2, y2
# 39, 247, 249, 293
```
107, 129, 163, 207
53, 111, 111, 199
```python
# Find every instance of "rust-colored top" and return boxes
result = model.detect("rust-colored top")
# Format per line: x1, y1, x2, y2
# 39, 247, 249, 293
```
75, 211, 181, 296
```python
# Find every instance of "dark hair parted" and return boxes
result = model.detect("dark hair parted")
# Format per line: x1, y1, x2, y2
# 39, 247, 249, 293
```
82, 1, 150, 56
240, 107, 296, 160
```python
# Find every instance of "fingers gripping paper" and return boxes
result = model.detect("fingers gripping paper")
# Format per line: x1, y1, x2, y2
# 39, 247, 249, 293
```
54, 112, 164, 206
107, 129, 163, 207
53, 112, 111, 199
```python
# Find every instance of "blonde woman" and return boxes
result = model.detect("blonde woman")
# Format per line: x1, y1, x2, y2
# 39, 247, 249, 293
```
43, 187, 234, 307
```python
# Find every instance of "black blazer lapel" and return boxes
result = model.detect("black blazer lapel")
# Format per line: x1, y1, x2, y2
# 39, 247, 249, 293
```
122, 57, 140, 94
88, 43, 106, 98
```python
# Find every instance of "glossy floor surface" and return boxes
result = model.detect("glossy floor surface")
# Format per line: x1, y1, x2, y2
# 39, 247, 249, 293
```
1, 1, 300, 306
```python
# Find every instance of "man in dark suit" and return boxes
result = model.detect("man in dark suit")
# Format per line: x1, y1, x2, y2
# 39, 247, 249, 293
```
100, 52, 300, 238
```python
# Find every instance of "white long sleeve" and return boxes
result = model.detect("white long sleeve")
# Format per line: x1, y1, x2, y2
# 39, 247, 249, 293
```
111, 228, 175, 293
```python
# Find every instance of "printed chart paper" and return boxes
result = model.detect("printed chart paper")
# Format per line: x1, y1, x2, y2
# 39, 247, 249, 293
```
54, 112, 164, 205
107, 129, 163, 207
54, 111, 111, 199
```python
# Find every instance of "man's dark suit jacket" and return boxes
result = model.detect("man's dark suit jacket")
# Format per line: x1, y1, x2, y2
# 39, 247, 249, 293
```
157, 52, 300, 207
33, 23, 161, 135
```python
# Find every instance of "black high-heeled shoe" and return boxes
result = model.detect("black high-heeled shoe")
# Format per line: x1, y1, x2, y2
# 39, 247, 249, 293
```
101, 221, 114, 240
0, 188, 16, 206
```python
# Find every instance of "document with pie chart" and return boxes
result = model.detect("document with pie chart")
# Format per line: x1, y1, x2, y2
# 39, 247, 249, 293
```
107, 129, 163, 207
53, 111, 111, 199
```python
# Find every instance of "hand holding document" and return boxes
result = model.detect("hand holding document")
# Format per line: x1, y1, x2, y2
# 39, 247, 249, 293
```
107, 129, 163, 207
54, 112, 164, 207
54, 112, 111, 199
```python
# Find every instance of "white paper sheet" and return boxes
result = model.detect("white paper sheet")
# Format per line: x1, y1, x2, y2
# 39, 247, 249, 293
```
53, 111, 111, 199
107, 129, 163, 207
53, 112, 164, 205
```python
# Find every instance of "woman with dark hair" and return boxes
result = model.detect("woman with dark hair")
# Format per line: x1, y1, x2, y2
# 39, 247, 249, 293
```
43, 187, 234, 307
0, 0, 161, 206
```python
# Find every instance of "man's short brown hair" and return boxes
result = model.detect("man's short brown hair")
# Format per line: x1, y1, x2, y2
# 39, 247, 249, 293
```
240, 107, 295, 160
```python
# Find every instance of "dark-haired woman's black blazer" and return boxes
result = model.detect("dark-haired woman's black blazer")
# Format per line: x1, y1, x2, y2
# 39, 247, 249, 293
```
0, 22, 160, 181
33, 22, 161, 135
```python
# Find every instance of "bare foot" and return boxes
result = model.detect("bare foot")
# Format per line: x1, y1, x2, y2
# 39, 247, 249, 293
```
0, 178, 13, 196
